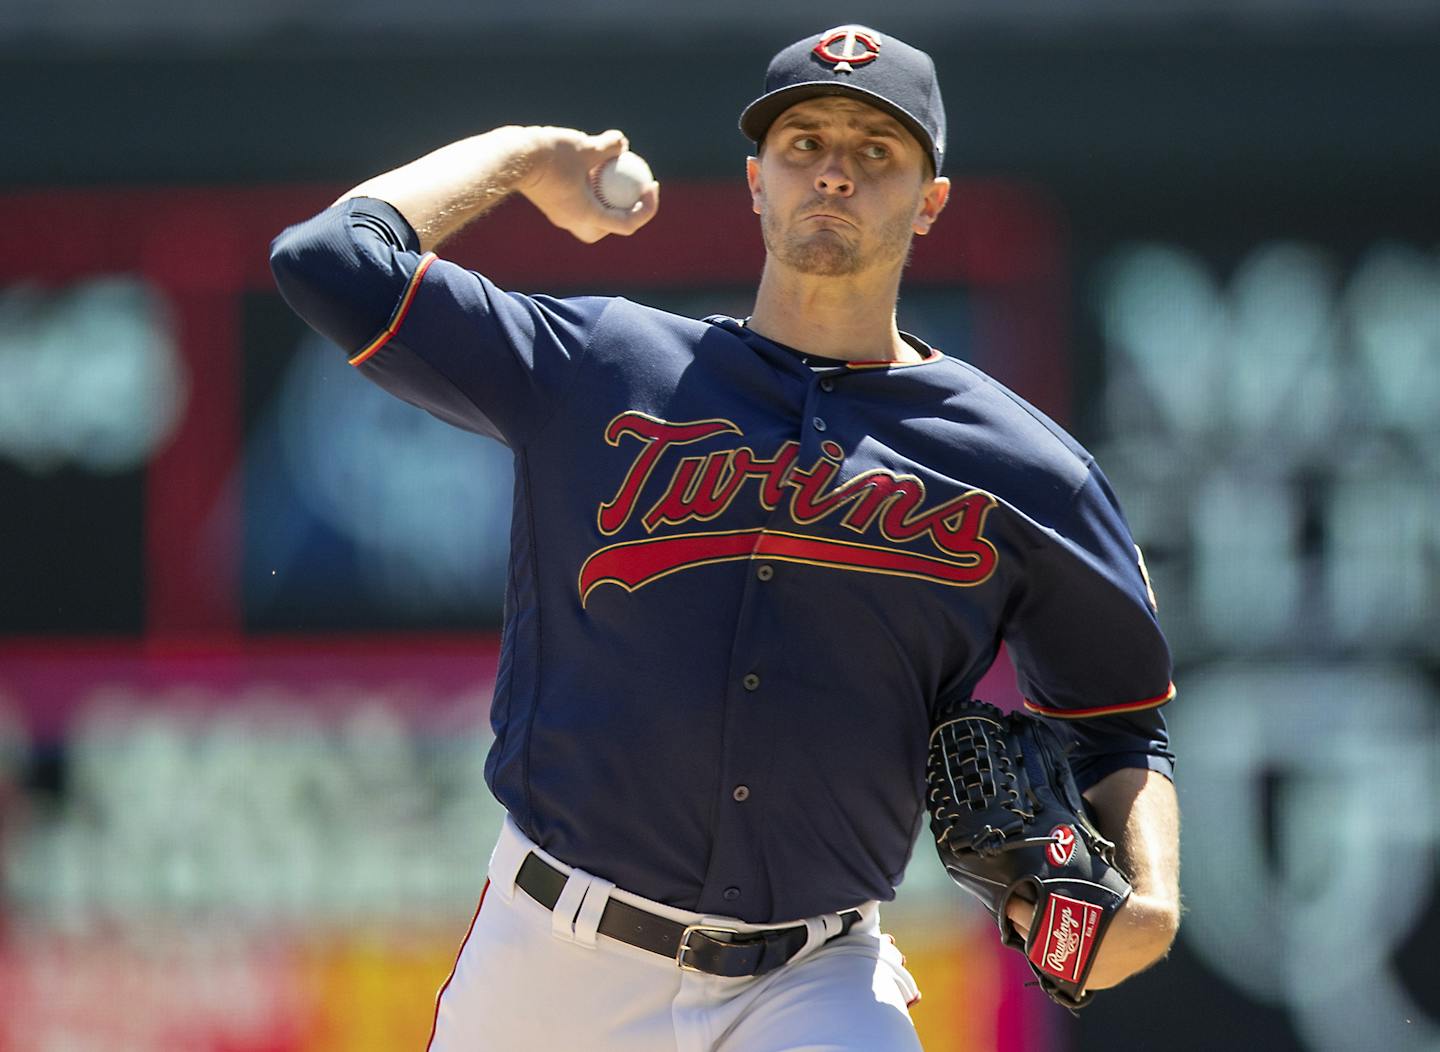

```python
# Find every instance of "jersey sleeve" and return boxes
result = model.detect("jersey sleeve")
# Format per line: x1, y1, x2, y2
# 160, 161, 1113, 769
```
268, 197, 608, 446
1002, 465, 1176, 790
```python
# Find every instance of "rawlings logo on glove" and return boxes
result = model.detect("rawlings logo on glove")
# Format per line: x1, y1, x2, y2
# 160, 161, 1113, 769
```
926, 699, 1132, 1010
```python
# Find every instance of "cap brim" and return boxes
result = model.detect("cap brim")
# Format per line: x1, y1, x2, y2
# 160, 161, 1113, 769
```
738, 82, 937, 169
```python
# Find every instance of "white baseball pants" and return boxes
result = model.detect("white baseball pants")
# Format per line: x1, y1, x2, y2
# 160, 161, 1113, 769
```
427, 816, 923, 1052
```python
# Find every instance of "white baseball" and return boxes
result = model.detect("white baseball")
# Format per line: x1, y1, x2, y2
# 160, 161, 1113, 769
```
591, 151, 653, 212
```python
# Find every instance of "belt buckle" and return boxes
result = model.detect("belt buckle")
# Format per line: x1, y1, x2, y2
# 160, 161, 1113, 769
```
676, 924, 741, 972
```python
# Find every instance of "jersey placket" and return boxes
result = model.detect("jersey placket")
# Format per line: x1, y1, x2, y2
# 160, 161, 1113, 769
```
695, 366, 847, 919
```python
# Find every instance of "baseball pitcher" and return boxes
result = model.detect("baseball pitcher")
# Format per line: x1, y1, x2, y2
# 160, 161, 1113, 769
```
271, 25, 1181, 1050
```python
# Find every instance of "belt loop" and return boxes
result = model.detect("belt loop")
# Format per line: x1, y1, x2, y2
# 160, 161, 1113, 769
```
800, 916, 827, 959
550, 869, 592, 943
795, 911, 847, 964
572, 877, 615, 948
487, 815, 530, 902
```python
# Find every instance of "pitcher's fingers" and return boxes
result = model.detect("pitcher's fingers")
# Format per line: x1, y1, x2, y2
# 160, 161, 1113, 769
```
585, 129, 629, 164
1005, 896, 1036, 938
613, 181, 660, 235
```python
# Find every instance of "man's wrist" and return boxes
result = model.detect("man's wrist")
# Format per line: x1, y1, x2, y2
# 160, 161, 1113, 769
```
491, 125, 553, 195
510, 125, 593, 200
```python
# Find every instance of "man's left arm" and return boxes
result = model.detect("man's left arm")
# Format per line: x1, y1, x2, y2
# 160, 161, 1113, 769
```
1000, 464, 1182, 991
999, 765, 1179, 990
1079, 767, 1180, 988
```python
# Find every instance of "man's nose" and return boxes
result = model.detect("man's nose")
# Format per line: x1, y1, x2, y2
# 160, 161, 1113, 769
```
814, 153, 854, 196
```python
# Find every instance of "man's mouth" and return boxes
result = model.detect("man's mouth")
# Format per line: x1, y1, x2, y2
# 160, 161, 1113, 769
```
802, 211, 856, 228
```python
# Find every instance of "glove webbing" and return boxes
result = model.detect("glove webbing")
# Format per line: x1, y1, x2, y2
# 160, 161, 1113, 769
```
932, 715, 1034, 855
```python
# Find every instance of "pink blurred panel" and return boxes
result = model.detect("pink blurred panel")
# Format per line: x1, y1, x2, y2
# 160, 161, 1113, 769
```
0, 927, 462, 1052
0, 930, 302, 1051
975, 644, 1025, 712
0, 636, 499, 742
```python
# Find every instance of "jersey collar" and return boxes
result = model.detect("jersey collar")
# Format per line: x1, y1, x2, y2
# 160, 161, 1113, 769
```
707, 316, 946, 371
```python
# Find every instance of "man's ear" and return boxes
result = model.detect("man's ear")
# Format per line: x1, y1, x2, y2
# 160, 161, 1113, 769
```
746, 156, 763, 215
913, 176, 951, 236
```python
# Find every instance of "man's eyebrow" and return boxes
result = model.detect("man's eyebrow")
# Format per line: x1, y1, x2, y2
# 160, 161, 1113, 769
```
856, 121, 906, 139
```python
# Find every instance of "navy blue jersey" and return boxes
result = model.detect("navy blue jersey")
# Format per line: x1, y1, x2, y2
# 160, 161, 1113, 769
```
270, 198, 1175, 924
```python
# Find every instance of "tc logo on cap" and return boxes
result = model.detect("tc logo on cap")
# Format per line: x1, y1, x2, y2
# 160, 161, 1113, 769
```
812, 26, 882, 73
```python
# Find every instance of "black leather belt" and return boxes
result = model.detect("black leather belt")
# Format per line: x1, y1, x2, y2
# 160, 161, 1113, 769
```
514, 852, 862, 978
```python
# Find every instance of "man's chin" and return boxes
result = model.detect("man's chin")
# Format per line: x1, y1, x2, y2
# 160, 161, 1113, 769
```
780, 237, 862, 277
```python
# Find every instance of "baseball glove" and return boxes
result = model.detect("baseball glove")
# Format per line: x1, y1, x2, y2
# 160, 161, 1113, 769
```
925, 698, 1131, 1010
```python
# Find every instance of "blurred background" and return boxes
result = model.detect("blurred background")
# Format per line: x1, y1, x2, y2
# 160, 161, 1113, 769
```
2, 3, 1439, 1050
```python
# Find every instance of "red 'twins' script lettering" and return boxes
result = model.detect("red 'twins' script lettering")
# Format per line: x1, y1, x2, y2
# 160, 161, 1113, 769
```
595, 412, 998, 569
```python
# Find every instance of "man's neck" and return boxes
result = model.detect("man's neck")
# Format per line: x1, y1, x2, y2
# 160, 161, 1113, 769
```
746, 259, 919, 363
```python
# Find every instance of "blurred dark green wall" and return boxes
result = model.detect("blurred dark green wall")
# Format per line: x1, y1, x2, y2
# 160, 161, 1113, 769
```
7, 29, 1437, 203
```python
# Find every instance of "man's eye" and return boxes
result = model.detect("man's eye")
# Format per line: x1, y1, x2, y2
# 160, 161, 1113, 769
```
793, 136, 819, 151
862, 144, 890, 160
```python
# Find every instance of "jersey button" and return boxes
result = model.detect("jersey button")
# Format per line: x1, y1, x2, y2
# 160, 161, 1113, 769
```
820, 379, 835, 393
723, 887, 741, 902
756, 565, 774, 581
732, 785, 751, 802
812, 417, 827, 431
742, 673, 761, 691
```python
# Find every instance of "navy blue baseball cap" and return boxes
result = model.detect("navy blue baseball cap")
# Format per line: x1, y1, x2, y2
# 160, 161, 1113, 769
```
739, 25, 947, 174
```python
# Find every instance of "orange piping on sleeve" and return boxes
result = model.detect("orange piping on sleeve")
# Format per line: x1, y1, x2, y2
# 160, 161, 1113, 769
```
1022, 682, 1177, 719
348, 252, 439, 366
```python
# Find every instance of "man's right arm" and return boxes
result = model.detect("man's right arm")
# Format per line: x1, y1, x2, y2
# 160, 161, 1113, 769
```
269, 125, 658, 351
268, 126, 656, 443
334, 124, 658, 252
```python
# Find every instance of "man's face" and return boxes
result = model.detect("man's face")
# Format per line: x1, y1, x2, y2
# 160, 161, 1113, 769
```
747, 96, 949, 278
